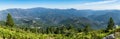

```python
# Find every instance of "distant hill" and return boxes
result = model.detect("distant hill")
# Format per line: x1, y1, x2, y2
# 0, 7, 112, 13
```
0, 7, 120, 29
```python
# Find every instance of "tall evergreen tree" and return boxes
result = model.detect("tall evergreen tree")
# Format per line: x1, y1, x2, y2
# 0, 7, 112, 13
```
6, 13, 14, 27
106, 17, 115, 30
84, 24, 91, 33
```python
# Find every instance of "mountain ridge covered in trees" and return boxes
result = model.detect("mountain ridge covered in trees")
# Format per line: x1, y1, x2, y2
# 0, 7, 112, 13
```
0, 13, 118, 39
0, 7, 120, 29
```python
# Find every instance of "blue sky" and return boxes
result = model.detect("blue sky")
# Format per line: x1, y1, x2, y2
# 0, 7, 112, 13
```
0, 0, 120, 10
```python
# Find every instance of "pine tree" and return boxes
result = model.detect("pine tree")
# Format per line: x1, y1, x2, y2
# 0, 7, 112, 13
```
6, 13, 14, 27
106, 17, 115, 30
84, 24, 91, 33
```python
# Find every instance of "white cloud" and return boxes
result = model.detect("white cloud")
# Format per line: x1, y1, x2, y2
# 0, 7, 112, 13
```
81, 0, 118, 5
69, 0, 120, 10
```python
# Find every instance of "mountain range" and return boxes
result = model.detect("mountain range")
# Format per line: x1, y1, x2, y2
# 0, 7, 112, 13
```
0, 7, 120, 29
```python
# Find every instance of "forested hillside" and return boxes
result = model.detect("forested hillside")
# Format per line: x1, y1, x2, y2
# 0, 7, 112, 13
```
0, 8, 120, 29
0, 13, 118, 39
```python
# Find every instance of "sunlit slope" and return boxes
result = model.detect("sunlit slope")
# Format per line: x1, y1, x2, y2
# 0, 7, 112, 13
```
0, 26, 67, 39
0, 26, 117, 39
0, 26, 42, 39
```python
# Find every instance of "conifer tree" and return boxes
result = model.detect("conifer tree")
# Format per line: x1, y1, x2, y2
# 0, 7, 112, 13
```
84, 24, 91, 33
106, 17, 115, 30
6, 13, 14, 27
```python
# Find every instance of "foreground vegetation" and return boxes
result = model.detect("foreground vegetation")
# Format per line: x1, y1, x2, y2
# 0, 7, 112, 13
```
0, 26, 116, 39
0, 26, 117, 39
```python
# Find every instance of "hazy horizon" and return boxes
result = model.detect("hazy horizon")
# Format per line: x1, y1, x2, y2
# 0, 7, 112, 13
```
0, 0, 120, 10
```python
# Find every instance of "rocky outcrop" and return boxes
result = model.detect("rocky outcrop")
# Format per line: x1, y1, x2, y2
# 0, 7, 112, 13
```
103, 34, 115, 39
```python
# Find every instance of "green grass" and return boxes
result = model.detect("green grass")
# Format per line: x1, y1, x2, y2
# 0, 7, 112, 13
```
0, 26, 116, 39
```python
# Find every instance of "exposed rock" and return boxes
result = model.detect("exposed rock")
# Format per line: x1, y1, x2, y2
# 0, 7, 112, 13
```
103, 34, 115, 39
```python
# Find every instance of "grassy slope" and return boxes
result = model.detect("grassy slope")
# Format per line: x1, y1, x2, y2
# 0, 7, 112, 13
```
0, 26, 66, 39
115, 27, 120, 39
0, 26, 116, 39
0, 26, 40, 39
